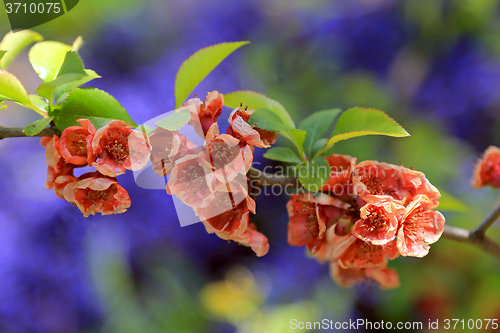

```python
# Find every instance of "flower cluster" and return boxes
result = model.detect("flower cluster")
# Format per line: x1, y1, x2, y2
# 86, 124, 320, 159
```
287, 155, 445, 289
41, 119, 151, 217
150, 91, 274, 256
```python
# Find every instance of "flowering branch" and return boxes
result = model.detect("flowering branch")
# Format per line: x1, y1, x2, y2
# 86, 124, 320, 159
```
473, 204, 500, 236
3, 122, 499, 260
247, 167, 500, 260
0, 125, 60, 139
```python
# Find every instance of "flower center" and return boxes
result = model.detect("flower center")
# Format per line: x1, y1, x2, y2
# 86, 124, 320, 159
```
209, 141, 240, 169
364, 209, 388, 232
355, 241, 382, 261
360, 172, 384, 195
178, 164, 206, 189
106, 130, 129, 162
301, 202, 319, 237
68, 133, 87, 156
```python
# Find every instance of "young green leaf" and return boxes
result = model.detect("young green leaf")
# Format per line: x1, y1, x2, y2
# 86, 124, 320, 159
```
287, 131, 307, 158
47, 51, 87, 84
36, 84, 53, 102
0, 70, 46, 115
311, 138, 328, 156
52, 88, 136, 130
247, 108, 296, 132
263, 147, 302, 164
0, 100, 7, 111
325, 107, 410, 148
224, 90, 295, 128
0, 30, 43, 69
154, 109, 191, 131
297, 156, 330, 192
37, 52, 100, 105
299, 109, 341, 156
0, 69, 31, 105
29, 94, 48, 112
55, 69, 100, 104
39, 51, 99, 98
29, 41, 72, 82
0, 51, 6, 60
247, 108, 306, 159
174, 42, 249, 108
24, 116, 54, 136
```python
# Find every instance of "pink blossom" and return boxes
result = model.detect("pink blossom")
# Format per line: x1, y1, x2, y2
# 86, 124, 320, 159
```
352, 196, 406, 245
91, 120, 151, 177
63, 172, 131, 217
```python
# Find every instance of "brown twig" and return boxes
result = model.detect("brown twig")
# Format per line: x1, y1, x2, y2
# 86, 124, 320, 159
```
442, 225, 500, 259
247, 167, 302, 188
247, 166, 500, 260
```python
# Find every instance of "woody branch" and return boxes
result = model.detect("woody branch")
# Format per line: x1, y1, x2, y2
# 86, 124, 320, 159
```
0, 125, 60, 139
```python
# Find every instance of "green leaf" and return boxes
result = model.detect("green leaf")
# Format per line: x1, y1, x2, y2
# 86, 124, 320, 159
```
36, 51, 100, 105
224, 90, 295, 128
154, 109, 191, 131
297, 156, 330, 192
312, 138, 342, 158
36, 52, 100, 101
0, 51, 6, 60
247, 108, 306, 158
52, 88, 136, 130
0, 100, 7, 111
36, 84, 53, 101
299, 109, 341, 156
312, 138, 328, 157
263, 147, 302, 164
29, 94, 48, 112
0, 69, 31, 105
55, 70, 100, 104
437, 190, 468, 212
53, 51, 92, 81
326, 107, 409, 148
224, 90, 301, 156
174, 42, 249, 108
287, 131, 307, 158
29, 41, 72, 82
24, 116, 54, 136
0, 30, 43, 69
247, 108, 296, 132
0, 70, 45, 115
